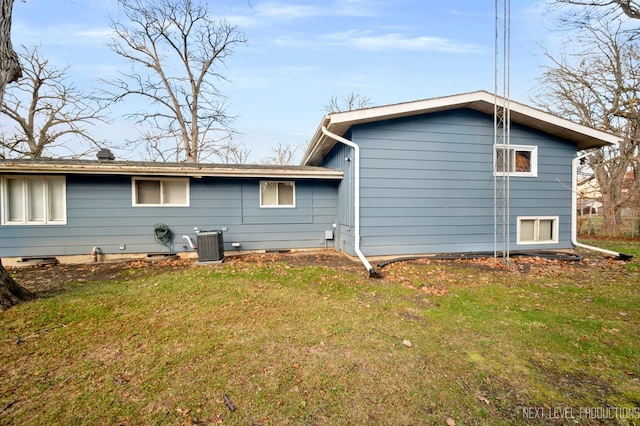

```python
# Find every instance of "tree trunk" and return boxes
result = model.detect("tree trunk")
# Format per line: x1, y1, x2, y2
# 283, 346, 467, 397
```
1, 0, 33, 311
0, 259, 35, 311
0, 0, 22, 102
0, 0, 36, 312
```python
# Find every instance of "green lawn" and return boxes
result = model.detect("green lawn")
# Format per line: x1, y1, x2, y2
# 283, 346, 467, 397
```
1, 243, 639, 425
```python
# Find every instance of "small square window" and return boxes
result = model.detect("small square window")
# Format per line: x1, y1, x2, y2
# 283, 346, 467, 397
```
495, 145, 537, 177
517, 217, 558, 244
260, 181, 295, 207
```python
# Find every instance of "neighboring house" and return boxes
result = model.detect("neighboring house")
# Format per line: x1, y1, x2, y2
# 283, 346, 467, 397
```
577, 199, 603, 216
0, 91, 620, 268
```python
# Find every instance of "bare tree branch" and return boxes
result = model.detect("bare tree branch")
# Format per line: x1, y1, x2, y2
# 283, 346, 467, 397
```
1, 45, 108, 159
536, 21, 640, 233
216, 138, 251, 164
263, 142, 300, 165
554, 0, 640, 20
323, 92, 373, 113
104, 0, 247, 163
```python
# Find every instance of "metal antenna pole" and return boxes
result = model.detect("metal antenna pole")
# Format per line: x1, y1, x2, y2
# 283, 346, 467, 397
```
494, 0, 511, 265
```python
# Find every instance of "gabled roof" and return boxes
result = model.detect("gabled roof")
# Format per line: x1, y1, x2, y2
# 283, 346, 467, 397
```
0, 158, 343, 180
302, 90, 621, 166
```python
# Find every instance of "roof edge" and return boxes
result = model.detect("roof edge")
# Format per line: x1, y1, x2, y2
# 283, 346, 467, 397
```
302, 90, 621, 165
0, 160, 344, 179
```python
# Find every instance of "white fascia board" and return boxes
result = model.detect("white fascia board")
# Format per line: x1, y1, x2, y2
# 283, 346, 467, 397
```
330, 91, 620, 145
328, 91, 485, 126
0, 162, 343, 179
301, 116, 332, 165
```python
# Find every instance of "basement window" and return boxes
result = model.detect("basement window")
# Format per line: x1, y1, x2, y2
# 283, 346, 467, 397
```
132, 178, 189, 206
494, 145, 538, 177
517, 217, 558, 244
1, 176, 66, 225
260, 181, 295, 207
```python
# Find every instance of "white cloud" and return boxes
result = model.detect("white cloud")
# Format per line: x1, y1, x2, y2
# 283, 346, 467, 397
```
345, 31, 483, 53
249, 0, 381, 21
278, 65, 318, 77
14, 22, 112, 48
223, 14, 263, 29
253, 2, 324, 20
277, 29, 486, 54
331, 0, 385, 17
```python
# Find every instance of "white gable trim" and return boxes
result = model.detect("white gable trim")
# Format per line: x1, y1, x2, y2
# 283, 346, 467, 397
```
302, 90, 621, 165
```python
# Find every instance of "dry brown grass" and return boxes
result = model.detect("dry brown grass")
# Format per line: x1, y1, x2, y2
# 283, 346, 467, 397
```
1, 244, 639, 425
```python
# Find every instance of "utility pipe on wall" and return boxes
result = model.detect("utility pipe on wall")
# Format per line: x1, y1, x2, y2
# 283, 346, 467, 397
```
91, 246, 101, 262
321, 126, 379, 277
183, 235, 195, 249
571, 153, 632, 260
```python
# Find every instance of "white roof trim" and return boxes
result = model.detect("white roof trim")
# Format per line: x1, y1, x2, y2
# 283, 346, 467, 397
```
302, 90, 621, 165
0, 161, 343, 179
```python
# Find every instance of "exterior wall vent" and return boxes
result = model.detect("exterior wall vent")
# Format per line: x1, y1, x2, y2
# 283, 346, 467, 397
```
196, 230, 224, 262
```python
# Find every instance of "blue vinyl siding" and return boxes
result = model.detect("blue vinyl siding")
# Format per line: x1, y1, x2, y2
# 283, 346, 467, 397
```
320, 143, 355, 254
323, 108, 576, 256
0, 175, 338, 258
0, 106, 584, 260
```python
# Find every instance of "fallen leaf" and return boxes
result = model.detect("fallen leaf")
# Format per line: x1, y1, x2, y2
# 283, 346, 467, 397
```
477, 395, 490, 405
402, 339, 412, 348
446, 417, 456, 426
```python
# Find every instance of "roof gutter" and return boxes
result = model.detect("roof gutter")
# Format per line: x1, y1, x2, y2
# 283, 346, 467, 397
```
571, 153, 633, 260
321, 126, 379, 277
0, 162, 343, 180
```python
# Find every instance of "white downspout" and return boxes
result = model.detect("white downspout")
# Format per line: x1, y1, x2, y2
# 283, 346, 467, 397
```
321, 126, 379, 277
571, 153, 631, 259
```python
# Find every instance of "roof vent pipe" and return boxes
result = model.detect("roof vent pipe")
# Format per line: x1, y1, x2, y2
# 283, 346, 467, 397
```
97, 148, 115, 161
321, 125, 379, 277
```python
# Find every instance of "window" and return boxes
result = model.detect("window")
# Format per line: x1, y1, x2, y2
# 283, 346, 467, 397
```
260, 181, 295, 207
494, 145, 538, 177
132, 178, 189, 206
517, 217, 558, 244
1, 176, 66, 225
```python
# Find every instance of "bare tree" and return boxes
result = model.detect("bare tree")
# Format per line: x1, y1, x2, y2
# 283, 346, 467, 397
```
263, 142, 300, 165
0, 0, 35, 310
323, 92, 373, 113
1, 45, 108, 159
217, 138, 251, 164
105, 0, 247, 163
536, 21, 640, 234
552, 0, 640, 21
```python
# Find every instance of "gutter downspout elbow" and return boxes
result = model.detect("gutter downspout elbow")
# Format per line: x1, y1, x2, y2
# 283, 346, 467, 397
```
571, 154, 632, 260
321, 126, 379, 277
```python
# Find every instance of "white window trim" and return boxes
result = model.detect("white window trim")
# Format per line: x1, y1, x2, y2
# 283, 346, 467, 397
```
517, 216, 559, 245
494, 144, 538, 177
259, 180, 296, 208
132, 177, 190, 207
1, 175, 67, 225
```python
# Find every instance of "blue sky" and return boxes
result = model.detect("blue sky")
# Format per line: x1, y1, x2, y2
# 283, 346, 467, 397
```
9, 0, 560, 163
